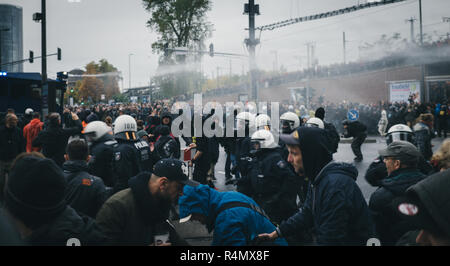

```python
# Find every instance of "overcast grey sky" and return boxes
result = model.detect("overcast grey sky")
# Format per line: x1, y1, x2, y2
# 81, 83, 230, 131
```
1, 0, 449, 91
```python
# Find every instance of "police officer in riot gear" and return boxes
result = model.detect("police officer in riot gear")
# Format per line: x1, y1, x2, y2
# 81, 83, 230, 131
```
279, 112, 301, 161
364, 124, 433, 187
112, 115, 152, 192
84, 121, 118, 187
255, 114, 271, 131
305, 117, 324, 129
246, 130, 299, 225
234, 112, 256, 192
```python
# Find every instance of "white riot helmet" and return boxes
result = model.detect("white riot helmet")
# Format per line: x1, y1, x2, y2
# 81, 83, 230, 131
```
113, 114, 138, 140
305, 117, 324, 129
25, 108, 34, 115
255, 114, 271, 130
250, 129, 278, 154
84, 121, 112, 143
236, 111, 256, 131
280, 112, 300, 134
386, 124, 414, 145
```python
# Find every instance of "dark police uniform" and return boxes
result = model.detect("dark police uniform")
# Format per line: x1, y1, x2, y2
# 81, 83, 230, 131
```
88, 134, 119, 187
247, 150, 299, 225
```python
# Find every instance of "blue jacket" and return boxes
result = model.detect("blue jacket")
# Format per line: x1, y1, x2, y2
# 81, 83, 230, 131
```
278, 162, 375, 246
178, 185, 288, 246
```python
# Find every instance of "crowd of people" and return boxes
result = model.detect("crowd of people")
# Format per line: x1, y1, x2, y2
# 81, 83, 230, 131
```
0, 97, 449, 246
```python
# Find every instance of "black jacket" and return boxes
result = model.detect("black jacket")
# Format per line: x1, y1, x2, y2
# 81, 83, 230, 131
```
323, 121, 340, 154
0, 125, 25, 161
88, 134, 118, 187
247, 149, 299, 224
113, 140, 141, 193
279, 162, 375, 245
25, 206, 107, 246
32, 119, 83, 167
344, 121, 367, 138
368, 168, 426, 245
63, 160, 109, 218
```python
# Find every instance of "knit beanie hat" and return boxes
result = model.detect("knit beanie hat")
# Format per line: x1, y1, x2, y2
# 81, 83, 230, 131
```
4, 157, 67, 229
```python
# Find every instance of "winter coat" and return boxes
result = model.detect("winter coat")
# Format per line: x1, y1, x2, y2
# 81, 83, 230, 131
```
25, 206, 106, 246
95, 172, 187, 246
32, 119, 83, 167
344, 121, 367, 138
178, 184, 288, 246
369, 168, 426, 245
413, 122, 433, 161
278, 162, 375, 246
246, 149, 299, 224
23, 118, 43, 152
0, 125, 26, 162
88, 134, 118, 187
63, 160, 110, 218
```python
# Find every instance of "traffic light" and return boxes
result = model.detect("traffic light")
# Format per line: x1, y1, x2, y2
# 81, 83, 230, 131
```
209, 43, 214, 57
57, 71, 68, 80
70, 88, 74, 93
29, 50, 34, 63
57, 48, 62, 61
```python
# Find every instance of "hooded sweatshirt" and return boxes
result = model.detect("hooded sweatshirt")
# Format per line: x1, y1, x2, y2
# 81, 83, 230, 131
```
179, 185, 287, 246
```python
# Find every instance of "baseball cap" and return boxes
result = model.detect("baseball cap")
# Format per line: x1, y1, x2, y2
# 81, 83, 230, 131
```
153, 158, 199, 187
378, 141, 421, 165
393, 169, 450, 238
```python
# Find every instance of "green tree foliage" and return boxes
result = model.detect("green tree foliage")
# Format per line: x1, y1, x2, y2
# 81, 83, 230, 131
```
143, 0, 213, 97
142, 0, 212, 56
73, 59, 120, 104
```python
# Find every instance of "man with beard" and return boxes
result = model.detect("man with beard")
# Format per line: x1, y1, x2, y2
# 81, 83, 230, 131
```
95, 158, 197, 245
257, 127, 374, 245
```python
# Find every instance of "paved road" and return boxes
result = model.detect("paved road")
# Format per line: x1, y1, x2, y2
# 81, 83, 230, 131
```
174, 136, 447, 245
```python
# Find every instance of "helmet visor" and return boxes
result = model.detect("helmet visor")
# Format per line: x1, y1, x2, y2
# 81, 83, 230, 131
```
250, 140, 262, 154
280, 120, 294, 133
386, 132, 413, 145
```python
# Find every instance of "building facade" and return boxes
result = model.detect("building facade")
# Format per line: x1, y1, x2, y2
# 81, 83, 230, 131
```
0, 4, 23, 72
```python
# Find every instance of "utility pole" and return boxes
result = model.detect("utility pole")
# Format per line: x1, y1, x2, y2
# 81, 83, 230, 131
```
41, 0, 48, 116
343, 32, 346, 64
405, 17, 417, 43
419, 0, 426, 102
244, 0, 260, 101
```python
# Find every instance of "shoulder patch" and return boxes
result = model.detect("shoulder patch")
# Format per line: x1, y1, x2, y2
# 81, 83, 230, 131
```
115, 152, 121, 161
277, 160, 287, 169
82, 178, 92, 186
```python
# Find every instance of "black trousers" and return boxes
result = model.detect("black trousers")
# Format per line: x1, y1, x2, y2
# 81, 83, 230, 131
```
225, 152, 232, 178
437, 118, 448, 138
351, 133, 367, 159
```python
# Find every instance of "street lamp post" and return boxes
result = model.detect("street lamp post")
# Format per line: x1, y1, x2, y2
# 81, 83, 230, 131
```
128, 53, 134, 90
0, 28, 10, 71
